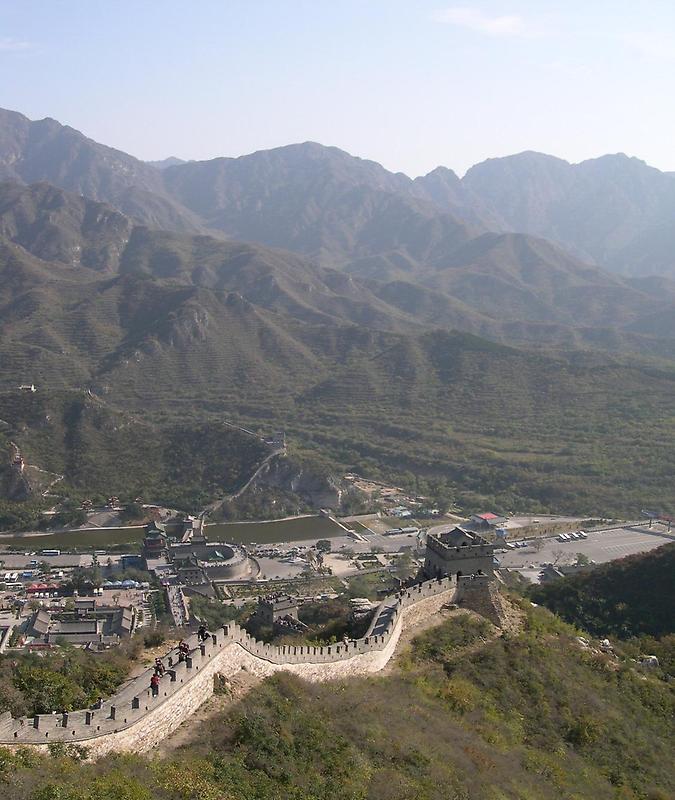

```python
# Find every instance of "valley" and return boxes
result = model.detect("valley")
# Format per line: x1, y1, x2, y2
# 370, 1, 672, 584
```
0, 108, 674, 523
0, 0, 675, 800
2, 7, 675, 800
0, 162, 675, 513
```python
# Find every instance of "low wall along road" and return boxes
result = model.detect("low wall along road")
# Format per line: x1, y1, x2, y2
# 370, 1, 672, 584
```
0, 575, 484, 758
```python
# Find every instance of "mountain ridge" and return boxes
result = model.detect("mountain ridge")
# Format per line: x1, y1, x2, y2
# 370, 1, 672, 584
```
2, 181, 674, 363
0, 112, 674, 513
3, 107, 675, 281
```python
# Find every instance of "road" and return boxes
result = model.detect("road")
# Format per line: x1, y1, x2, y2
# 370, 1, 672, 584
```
498, 524, 673, 582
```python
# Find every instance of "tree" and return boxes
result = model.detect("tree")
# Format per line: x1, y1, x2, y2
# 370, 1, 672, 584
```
120, 502, 144, 523
575, 552, 590, 567
12, 666, 86, 715
316, 540, 332, 553
90, 555, 102, 588
552, 549, 566, 566
393, 552, 415, 580
68, 565, 101, 593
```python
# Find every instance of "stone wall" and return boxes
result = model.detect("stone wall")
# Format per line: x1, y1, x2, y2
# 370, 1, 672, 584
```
0, 577, 462, 757
456, 575, 508, 627
400, 578, 458, 630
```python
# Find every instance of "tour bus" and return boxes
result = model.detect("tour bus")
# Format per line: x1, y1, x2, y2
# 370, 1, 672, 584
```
40, 549, 61, 556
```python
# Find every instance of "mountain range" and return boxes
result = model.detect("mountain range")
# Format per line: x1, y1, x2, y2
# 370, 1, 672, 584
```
0, 107, 674, 513
3, 107, 675, 282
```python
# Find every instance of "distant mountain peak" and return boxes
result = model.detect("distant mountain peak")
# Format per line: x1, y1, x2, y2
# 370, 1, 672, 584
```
419, 165, 461, 181
146, 156, 187, 169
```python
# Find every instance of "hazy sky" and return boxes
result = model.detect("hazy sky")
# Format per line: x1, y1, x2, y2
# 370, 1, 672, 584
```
2, 0, 675, 176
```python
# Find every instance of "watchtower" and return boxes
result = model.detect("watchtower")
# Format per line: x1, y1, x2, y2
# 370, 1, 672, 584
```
423, 527, 495, 579
257, 594, 300, 627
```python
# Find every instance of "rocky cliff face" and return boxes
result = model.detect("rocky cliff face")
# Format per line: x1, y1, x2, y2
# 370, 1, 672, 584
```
0, 443, 32, 501
1, 467, 32, 501
250, 455, 344, 509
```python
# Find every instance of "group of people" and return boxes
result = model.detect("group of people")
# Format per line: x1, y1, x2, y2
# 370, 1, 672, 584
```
150, 626, 209, 695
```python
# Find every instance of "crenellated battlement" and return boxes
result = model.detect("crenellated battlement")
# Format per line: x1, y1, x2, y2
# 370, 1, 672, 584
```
0, 575, 464, 756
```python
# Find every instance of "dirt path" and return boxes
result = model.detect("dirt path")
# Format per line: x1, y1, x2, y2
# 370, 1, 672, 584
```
154, 671, 261, 756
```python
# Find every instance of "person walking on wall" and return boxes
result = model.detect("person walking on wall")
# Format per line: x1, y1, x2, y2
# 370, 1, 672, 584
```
150, 673, 160, 697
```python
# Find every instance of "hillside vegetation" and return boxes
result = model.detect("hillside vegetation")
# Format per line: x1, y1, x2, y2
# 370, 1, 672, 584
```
8, 107, 675, 282
1, 607, 673, 799
0, 185, 674, 516
530, 541, 675, 640
0, 389, 270, 517
2, 115, 675, 516
0, 647, 133, 719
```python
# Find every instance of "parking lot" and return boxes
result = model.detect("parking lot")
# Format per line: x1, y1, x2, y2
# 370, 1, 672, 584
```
0, 552, 100, 568
498, 524, 673, 582
253, 527, 422, 581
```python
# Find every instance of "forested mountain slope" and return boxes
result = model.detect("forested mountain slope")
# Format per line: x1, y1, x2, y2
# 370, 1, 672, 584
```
457, 151, 675, 278
1, 113, 675, 513
0, 182, 674, 513
531, 542, 675, 640
2, 181, 674, 368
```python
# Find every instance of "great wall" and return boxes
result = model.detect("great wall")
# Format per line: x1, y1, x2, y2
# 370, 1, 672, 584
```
0, 574, 506, 758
